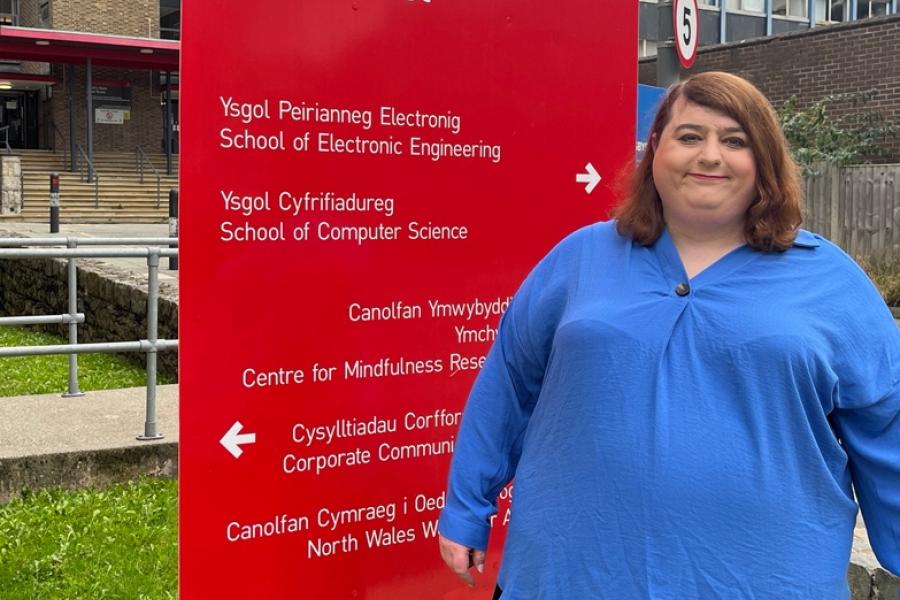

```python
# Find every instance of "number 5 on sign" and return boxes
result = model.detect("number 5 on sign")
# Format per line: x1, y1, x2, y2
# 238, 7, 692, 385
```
674, 0, 699, 69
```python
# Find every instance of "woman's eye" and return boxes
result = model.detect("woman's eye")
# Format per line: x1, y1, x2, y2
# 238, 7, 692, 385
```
677, 134, 701, 143
724, 137, 747, 148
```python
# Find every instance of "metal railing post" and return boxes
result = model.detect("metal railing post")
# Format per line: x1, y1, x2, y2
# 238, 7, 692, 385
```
62, 238, 84, 398
67, 65, 77, 173
85, 57, 94, 184
135, 146, 162, 208
164, 71, 173, 176
138, 248, 163, 440
0, 240, 179, 436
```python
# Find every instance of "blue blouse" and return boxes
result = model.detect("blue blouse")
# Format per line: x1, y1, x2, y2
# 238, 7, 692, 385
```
439, 220, 900, 599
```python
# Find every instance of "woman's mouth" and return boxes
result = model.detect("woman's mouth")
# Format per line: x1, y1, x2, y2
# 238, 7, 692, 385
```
687, 173, 728, 182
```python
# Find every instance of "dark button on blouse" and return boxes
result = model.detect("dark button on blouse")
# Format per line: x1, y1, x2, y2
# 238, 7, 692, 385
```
675, 282, 691, 297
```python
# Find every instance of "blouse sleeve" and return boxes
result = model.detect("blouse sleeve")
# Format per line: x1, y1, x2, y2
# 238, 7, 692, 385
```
832, 379, 900, 576
437, 242, 572, 550
827, 256, 900, 576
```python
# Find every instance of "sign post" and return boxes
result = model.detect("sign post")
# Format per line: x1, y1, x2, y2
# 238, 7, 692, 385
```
656, 0, 698, 88
180, 2, 637, 597
674, 0, 700, 69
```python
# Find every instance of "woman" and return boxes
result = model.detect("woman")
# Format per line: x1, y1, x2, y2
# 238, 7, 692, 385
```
437, 72, 900, 599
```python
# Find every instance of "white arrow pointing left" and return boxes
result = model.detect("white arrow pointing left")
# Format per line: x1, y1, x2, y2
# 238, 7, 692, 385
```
220, 421, 256, 459
576, 162, 602, 194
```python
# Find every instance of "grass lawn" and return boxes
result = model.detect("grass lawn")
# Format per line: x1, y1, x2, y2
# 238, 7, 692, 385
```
0, 326, 178, 597
0, 478, 178, 599
0, 325, 169, 397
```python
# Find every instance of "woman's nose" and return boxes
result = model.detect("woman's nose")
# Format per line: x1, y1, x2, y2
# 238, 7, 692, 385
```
697, 140, 723, 166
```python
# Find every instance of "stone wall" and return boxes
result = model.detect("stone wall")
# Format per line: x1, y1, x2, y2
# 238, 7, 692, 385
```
0, 244, 178, 380
0, 156, 21, 215
638, 13, 900, 162
850, 519, 900, 600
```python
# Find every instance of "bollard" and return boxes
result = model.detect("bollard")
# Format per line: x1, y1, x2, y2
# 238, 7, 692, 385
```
168, 188, 178, 270
49, 173, 60, 233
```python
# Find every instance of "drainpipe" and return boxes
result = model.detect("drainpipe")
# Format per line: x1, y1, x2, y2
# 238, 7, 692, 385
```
67, 64, 76, 172
164, 71, 172, 175
85, 57, 93, 183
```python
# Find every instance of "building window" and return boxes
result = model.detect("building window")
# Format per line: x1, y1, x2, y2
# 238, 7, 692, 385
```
774, 0, 809, 17
727, 0, 765, 13
858, 0, 890, 17
39, 0, 49, 26
816, 0, 846, 21
0, 0, 16, 25
160, 0, 180, 40
699, 0, 720, 6
639, 39, 658, 58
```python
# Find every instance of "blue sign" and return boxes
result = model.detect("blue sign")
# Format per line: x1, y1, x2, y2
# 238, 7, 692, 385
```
636, 83, 666, 161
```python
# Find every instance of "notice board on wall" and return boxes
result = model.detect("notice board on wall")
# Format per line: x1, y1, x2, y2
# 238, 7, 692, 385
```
179, 2, 637, 598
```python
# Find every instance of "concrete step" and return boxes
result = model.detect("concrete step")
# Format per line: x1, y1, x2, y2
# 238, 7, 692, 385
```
13, 150, 179, 222
2, 214, 169, 224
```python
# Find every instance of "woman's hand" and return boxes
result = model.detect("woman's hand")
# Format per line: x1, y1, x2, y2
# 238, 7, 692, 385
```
438, 534, 485, 587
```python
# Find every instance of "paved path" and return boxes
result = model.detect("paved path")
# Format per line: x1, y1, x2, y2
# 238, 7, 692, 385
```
0, 385, 177, 460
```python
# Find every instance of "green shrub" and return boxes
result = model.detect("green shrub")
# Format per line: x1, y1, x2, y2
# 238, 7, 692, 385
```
777, 90, 898, 173
858, 259, 900, 307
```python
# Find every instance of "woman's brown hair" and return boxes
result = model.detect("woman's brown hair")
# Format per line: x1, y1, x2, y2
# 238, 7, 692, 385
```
614, 71, 802, 251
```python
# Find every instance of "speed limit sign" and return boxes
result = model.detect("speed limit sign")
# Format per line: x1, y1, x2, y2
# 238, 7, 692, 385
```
674, 0, 699, 69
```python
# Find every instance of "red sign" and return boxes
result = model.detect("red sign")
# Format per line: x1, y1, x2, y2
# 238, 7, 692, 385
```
674, 0, 700, 69
179, 2, 637, 598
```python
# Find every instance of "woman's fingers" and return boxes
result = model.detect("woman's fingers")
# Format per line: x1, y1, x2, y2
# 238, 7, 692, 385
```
438, 534, 482, 587
471, 549, 486, 574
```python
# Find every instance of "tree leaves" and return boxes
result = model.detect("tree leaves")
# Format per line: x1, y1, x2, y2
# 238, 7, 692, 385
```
777, 89, 898, 174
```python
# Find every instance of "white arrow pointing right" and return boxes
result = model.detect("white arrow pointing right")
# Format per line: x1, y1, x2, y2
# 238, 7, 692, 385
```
576, 162, 602, 194
220, 421, 256, 459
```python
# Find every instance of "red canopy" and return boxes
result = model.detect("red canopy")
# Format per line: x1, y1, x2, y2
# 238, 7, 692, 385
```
0, 26, 179, 71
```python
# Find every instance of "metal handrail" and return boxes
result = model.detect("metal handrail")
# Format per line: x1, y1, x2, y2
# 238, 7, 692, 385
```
0, 237, 178, 247
135, 145, 162, 208
49, 121, 70, 170
0, 237, 179, 440
74, 143, 100, 208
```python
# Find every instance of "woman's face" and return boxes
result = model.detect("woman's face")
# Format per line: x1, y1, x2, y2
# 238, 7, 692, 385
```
652, 97, 758, 234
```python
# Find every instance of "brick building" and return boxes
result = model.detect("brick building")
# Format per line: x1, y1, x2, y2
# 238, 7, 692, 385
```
0, 0, 180, 158
639, 12, 900, 162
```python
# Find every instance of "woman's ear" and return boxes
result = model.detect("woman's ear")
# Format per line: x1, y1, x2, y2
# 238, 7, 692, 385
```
650, 132, 659, 152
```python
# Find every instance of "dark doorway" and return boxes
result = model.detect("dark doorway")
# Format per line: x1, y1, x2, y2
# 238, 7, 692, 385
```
161, 95, 179, 154
0, 90, 39, 149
